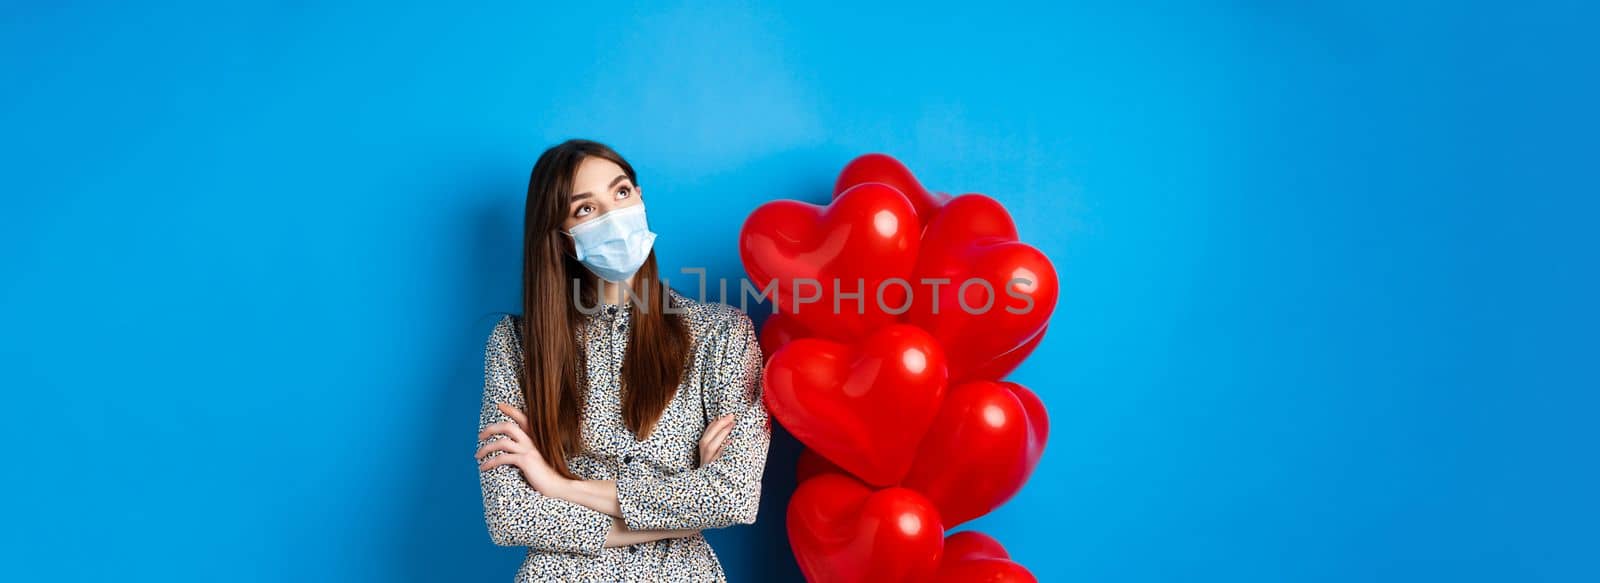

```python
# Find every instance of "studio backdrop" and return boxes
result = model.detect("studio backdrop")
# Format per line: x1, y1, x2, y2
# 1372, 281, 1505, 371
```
2, 2, 1595, 582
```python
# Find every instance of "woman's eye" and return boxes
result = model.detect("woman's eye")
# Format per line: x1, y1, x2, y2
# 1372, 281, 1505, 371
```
575, 205, 593, 217
616, 186, 632, 199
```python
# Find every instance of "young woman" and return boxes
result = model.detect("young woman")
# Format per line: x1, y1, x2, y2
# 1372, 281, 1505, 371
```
473, 139, 771, 582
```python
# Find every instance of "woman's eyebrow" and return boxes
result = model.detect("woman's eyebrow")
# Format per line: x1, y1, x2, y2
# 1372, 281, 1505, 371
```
569, 174, 630, 201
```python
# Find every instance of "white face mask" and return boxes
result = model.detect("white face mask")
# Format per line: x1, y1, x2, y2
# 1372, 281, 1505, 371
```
565, 203, 657, 282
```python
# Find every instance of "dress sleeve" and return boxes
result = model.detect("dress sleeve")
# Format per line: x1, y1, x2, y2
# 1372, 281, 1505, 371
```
478, 315, 614, 555
614, 312, 772, 531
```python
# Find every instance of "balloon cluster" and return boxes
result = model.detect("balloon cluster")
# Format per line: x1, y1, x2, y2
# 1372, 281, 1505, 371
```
739, 154, 1057, 582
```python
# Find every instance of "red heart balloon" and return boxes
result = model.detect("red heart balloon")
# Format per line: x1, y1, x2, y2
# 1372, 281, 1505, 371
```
796, 447, 846, 484
741, 182, 921, 342
908, 194, 1058, 382
764, 324, 949, 486
758, 312, 807, 363
933, 531, 1038, 583
903, 381, 1049, 527
832, 152, 949, 224
965, 324, 1047, 381
788, 472, 945, 583
942, 530, 1009, 562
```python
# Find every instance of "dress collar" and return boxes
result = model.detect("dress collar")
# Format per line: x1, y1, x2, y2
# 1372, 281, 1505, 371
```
585, 287, 688, 322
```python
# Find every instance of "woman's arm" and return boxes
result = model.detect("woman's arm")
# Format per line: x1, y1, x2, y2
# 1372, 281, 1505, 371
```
556, 313, 772, 531
558, 478, 623, 517
477, 316, 615, 556
555, 411, 735, 519
601, 515, 701, 547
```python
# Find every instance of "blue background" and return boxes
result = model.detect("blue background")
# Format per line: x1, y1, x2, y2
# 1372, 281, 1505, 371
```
3, 1, 1596, 581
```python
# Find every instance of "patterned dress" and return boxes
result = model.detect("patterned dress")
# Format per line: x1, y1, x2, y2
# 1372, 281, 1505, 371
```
476, 289, 772, 582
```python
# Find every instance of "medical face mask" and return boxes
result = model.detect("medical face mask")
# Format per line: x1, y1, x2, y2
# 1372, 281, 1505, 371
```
565, 203, 657, 282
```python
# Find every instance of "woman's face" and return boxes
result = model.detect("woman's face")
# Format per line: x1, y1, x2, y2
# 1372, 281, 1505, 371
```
562, 156, 642, 233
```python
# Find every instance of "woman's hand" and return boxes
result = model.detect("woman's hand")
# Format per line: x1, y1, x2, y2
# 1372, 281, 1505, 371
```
477, 403, 570, 497
698, 413, 737, 468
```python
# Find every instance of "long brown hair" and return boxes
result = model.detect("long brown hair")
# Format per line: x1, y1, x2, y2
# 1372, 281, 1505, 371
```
519, 138, 691, 480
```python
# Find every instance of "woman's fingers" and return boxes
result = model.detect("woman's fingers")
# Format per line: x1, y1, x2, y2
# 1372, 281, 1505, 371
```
703, 420, 736, 460
477, 422, 509, 442
475, 437, 522, 460
707, 437, 730, 463
478, 421, 526, 442
697, 417, 722, 446
698, 429, 719, 450
714, 416, 736, 442
695, 414, 739, 466
712, 416, 735, 441
496, 402, 529, 428
699, 414, 734, 446
478, 453, 517, 472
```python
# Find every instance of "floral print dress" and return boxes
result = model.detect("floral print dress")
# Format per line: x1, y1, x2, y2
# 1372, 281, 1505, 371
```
476, 289, 771, 582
